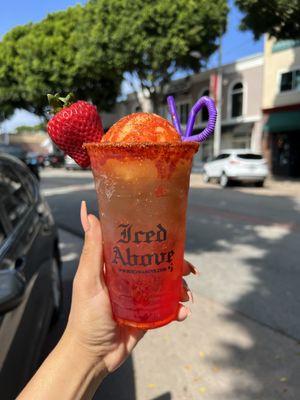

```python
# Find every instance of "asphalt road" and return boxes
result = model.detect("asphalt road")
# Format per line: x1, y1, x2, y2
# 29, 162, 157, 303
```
41, 168, 300, 342
40, 168, 300, 400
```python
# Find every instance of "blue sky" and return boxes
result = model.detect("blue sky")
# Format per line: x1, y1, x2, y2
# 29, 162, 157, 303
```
208, 0, 263, 67
0, 0, 86, 38
1, 0, 263, 131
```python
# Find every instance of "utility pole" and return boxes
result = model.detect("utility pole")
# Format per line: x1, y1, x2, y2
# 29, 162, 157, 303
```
213, 34, 222, 157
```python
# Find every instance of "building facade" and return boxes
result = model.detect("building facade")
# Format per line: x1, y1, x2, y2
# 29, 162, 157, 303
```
5, 131, 51, 154
101, 53, 264, 163
262, 38, 300, 177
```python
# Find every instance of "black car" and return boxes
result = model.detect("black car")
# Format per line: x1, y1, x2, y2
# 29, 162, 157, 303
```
0, 153, 62, 399
0, 144, 40, 180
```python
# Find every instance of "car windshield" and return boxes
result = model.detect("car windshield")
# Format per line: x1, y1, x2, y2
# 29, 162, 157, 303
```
237, 153, 262, 160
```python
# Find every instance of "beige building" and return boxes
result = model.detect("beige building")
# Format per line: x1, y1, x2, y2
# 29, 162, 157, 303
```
262, 38, 300, 177
6, 131, 51, 154
101, 53, 264, 162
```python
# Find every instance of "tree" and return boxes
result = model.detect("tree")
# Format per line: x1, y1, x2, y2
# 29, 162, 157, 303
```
0, 104, 15, 124
235, 0, 300, 40
0, 0, 228, 118
0, 24, 32, 120
15, 123, 46, 134
0, 5, 123, 119
80, 0, 228, 111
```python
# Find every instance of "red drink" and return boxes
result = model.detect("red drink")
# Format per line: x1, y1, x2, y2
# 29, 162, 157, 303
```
86, 142, 198, 329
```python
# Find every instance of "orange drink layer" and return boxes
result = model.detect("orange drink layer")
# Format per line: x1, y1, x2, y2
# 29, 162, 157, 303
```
85, 142, 199, 329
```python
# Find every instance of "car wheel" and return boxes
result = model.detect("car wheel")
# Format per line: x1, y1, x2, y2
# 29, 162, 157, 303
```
220, 172, 230, 188
255, 180, 264, 187
203, 172, 210, 183
50, 257, 63, 325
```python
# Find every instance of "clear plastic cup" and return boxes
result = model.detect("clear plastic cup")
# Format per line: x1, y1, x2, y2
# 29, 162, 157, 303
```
85, 142, 198, 329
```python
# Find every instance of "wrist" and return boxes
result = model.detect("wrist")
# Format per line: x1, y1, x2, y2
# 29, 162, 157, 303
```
59, 328, 109, 382
18, 326, 109, 400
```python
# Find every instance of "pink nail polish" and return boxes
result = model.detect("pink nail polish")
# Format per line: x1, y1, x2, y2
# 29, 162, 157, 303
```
80, 201, 90, 232
192, 266, 200, 276
186, 261, 200, 276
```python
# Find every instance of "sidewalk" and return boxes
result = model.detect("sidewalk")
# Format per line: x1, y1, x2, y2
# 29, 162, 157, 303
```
52, 231, 300, 400
49, 230, 300, 400
132, 293, 300, 400
190, 173, 300, 197
41, 170, 300, 400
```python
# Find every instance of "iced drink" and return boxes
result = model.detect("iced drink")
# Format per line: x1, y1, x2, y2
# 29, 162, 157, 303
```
86, 141, 198, 329
46, 90, 216, 329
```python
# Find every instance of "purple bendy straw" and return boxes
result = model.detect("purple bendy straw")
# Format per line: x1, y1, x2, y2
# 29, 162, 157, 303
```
167, 96, 217, 142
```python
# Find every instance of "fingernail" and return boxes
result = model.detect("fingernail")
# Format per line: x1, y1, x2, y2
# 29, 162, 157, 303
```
193, 268, 200, 276
187, 290, 194, 304
80, 201, 90, 232
188, 262, 200, 276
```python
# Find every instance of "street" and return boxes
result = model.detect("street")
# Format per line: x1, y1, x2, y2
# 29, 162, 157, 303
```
41, 168, 300, 400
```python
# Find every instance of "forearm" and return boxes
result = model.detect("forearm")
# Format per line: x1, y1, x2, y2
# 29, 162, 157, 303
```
17, 330, 108, 400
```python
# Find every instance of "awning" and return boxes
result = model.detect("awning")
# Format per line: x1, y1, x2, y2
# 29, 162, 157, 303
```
264, 111, 300, 133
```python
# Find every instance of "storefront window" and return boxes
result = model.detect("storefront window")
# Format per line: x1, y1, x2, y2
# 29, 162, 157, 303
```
201, 137, 213, 162
232, 133, 251, 149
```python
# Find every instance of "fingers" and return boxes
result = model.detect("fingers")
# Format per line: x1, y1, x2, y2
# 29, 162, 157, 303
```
80, 200, 90, 232
181, 278, 194, 303
183, 260, 200, 276
178, 265, 197, 322
76, 201, 105, 292
177, 304, 191, 322
181, 280, 194, 303
125, 326, 147, 353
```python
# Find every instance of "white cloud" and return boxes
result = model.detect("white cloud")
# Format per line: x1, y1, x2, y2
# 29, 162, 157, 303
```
1, 109, 43, 133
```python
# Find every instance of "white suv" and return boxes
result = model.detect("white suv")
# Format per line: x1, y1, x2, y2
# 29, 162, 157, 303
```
203, 149, 268, 187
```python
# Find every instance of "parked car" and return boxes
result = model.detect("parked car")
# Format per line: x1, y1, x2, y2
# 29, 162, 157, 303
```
0, 153, 62, 399
0, 145, 40, 180
65, 155, 81, 170
24, 151, 41, 180
203, 149, 268, 187
26, 152, 46, 169
46, 153, 65, 168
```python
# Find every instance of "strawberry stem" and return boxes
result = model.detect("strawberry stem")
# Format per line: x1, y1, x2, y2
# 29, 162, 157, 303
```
47, 93, 75, 114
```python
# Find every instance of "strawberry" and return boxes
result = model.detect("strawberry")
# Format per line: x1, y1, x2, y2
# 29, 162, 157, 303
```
47, 93, 104, 168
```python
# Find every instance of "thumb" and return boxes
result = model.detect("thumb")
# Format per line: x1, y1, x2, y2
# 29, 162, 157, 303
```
76, 201, 105, 293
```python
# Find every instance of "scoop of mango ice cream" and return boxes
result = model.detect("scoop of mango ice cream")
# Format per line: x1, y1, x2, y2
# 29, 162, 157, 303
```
102, 113, 181, 143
